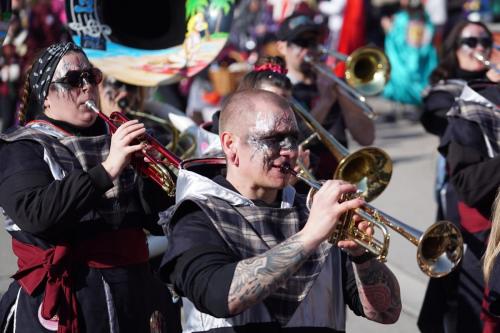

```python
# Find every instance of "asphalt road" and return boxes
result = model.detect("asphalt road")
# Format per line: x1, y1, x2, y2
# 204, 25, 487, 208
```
346, 100, 439, 332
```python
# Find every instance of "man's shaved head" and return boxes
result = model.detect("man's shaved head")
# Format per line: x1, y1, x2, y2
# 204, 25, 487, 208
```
219, 89, 300, 196
219, 89, 292, 135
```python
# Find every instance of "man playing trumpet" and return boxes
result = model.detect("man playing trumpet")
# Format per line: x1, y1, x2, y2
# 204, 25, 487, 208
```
160, 89, 401, 332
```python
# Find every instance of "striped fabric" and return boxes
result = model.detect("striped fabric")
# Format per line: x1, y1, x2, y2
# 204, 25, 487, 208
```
421, 79, 466, 99
447, 84, 500, 157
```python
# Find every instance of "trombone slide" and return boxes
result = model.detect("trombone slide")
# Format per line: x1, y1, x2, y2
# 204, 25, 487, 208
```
303, 55, 376, 118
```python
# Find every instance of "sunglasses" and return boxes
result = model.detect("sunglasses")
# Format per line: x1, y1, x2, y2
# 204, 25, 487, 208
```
459, 36, 493, 49
290, 38, 318, 49
51, 67, 103, 88
104, 78, 138, 94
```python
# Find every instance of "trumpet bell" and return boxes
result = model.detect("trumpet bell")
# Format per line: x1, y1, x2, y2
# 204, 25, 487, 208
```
345, 47, 391, 96
284, 163, 464, 278
418, 221, 463, 278
334, 147, 392, 202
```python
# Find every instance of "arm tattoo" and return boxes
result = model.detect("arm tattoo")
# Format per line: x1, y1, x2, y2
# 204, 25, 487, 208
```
228, 233, 311, 315
353, 260, 402, 324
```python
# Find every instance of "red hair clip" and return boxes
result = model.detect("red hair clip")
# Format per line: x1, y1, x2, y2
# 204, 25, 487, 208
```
253, 63, 288, 75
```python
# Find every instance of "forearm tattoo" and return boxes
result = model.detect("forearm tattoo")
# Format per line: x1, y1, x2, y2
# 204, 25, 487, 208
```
228, 234, 311, 314
353, 260, 402, 324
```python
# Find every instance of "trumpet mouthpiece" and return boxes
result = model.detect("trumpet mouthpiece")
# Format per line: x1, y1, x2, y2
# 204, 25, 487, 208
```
85, 100, 98, 112
280, 163, 299, 176
280, 163, 292, 174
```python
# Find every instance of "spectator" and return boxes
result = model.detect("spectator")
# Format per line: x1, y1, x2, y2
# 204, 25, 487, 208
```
0, 42, 181, 333
382, 0, 438, 117
0, 44, 21, 132
418, 19, 497, 333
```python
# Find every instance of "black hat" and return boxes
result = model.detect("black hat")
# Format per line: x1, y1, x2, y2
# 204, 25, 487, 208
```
276, 14, 321, 43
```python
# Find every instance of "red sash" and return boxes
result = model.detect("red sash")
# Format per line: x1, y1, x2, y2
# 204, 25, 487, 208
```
482, 287, 500, 333
11, 228, 149, 333
458, 201, 491, 234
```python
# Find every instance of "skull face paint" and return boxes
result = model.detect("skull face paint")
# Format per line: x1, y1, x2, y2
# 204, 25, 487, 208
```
246, 110, 299, 170
44, 52, 99, 128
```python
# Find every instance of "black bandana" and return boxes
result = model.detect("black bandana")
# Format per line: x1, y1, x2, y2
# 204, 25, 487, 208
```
29, 42, 84, 106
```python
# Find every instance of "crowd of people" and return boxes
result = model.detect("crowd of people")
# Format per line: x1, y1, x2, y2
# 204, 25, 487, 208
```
0, 0, 498, 333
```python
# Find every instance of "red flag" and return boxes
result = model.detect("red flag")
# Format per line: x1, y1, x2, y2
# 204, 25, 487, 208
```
335, 0, 366, 78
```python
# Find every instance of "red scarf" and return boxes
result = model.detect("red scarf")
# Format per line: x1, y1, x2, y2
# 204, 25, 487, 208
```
11, 228, 149, 333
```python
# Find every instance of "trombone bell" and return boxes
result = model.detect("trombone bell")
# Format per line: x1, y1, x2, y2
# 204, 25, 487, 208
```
335, 147, 392, 202
291, 99, 393, 202
345, 47, 391, 96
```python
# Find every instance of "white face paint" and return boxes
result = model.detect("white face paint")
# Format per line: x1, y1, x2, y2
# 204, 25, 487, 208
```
246, 109, 299, 170
232, 99, 300, 193
253, 111, 276, 134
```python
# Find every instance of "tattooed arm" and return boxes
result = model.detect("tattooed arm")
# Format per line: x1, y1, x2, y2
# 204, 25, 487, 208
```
227, 233, 313, 315
227, 180, 365, 315
352, 259, 402, 324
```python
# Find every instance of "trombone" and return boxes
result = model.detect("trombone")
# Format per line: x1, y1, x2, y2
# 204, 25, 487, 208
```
304, 46, 391, 119
291, 98, 392, 202
282, 164, 464, 278
287, 99, 463, 277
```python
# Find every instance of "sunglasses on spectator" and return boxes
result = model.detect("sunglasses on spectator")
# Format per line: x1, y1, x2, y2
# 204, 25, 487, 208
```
459, 37, 493, 49
104, 78, 138, 95
290, 38, 318, 49
51, 67, 103, 88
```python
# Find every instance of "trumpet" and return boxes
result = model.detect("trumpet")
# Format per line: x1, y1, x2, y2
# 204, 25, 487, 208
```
125, 109, 197, 159
117, 94, 198, 160
472, 51, 500, 75
85, 100, 181, 196
281, 164, 464, 278
291, 98, 392, 202
304, 46, 391, 119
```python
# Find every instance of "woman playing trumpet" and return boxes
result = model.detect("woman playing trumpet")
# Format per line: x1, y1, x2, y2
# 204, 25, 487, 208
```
418, 20, 498, 333
0, 42, 181, 333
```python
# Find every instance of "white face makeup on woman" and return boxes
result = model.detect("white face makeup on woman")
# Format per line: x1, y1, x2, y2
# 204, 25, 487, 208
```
456, 23, 493, 72
44, 52, 102, 127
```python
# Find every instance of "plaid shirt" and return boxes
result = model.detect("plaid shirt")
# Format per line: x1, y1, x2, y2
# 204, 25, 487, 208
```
0, 120, 138, 226
181, 194, 332, 326
447, 85, 500, 157
422, 79, 466, 100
